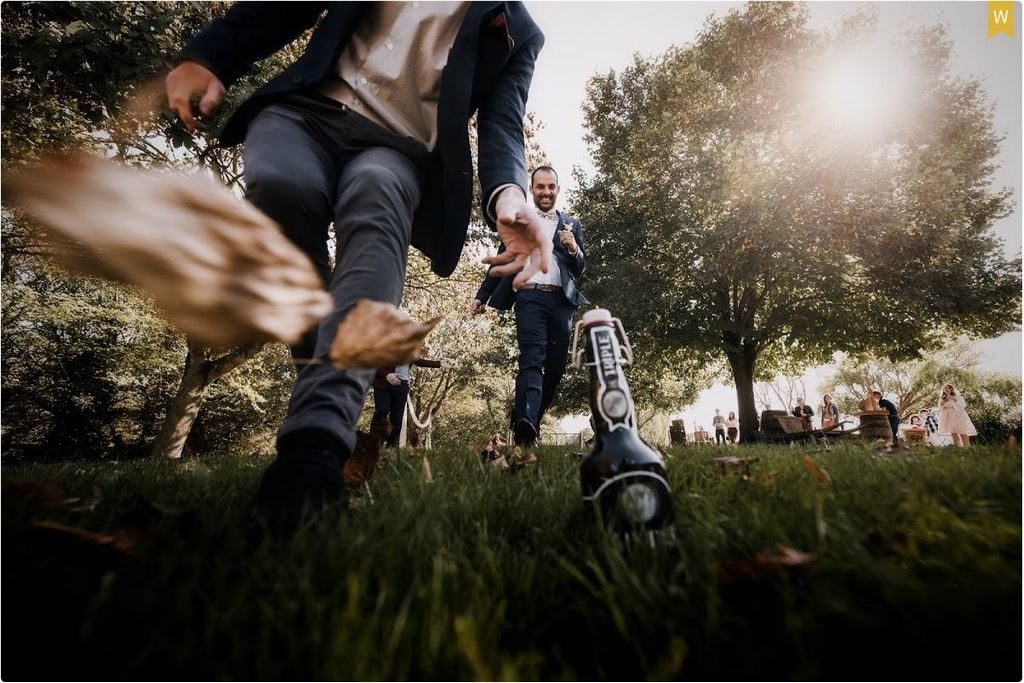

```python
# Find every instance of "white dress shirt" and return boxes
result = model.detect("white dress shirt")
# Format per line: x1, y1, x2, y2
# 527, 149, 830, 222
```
317, 2, 525, 221
525, 209, 563, 287
319, 2, 471, 151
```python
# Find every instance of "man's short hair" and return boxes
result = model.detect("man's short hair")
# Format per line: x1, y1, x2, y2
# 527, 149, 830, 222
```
531, 165, 558, 185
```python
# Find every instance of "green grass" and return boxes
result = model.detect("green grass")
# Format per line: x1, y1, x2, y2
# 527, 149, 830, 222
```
2, 443, 1021, 680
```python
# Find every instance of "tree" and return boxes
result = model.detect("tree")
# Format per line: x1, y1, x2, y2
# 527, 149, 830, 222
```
573, 3, 1021, 441
754, 374, 808, 415
1, 3, 302, 459
1, 262, 183, 459
399, 254, 515, 444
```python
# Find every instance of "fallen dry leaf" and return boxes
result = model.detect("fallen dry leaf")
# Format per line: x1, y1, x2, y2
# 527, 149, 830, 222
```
343, 418, 390, 488
721, 543, 817, 581
477, 433, 506, 465
510, 448, 537, 469
329, 300, 441, 368
759, 544, 817, 567
5, 156, 333, 347
801, 456, 832, 487
714, 456, 758, 476
32, 520, 136, 555
3, 480, 66, 509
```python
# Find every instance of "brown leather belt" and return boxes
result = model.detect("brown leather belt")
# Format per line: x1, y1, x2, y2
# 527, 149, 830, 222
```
518, 283, 563, 293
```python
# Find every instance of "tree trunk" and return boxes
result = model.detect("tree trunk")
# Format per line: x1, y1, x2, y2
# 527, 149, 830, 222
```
726, 346, 759, 443
151, 340, 264, 459
151, 346, 208, 460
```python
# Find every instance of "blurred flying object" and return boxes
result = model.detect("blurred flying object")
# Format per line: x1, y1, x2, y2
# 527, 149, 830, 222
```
7, 156, 333, 347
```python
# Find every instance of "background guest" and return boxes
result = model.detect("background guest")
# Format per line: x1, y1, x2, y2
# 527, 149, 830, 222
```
920, 408, 943, 446
821, 393, 840, 430
872, 390, 900, 442
712, 409, 727, 444
373, 357, 446, 448
725, 411, 739, 443
939, 383, 977, 447
792, 397, 814, 431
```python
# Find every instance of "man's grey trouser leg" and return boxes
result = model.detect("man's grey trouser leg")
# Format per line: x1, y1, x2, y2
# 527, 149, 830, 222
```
243, 105, 422, 455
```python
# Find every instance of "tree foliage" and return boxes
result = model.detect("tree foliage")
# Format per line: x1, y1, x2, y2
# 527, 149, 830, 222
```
1, 2, 302, 459
573, 3, 1021, 439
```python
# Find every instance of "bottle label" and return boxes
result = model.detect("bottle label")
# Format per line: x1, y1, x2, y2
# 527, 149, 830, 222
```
590, 326, 635, 432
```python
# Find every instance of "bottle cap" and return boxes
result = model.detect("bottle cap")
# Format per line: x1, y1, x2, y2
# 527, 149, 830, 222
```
581, 308, 613, 327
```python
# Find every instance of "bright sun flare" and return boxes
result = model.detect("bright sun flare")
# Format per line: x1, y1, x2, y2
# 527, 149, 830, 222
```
808, 43, 918, 139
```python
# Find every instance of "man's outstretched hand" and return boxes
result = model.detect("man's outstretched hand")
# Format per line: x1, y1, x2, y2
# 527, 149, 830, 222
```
483, 187, 552, 289
165, 61, 225, 133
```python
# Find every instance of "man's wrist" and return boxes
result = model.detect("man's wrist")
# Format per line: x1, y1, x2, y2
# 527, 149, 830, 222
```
487, 184, 526, 222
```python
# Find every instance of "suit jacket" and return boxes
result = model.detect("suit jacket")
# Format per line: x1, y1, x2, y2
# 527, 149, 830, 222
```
474, 210, 589, 310
792, 405, 814, 418
177, 2, 543, 278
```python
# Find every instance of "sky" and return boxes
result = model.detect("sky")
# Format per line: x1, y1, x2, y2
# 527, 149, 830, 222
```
517, 2, 1023, 432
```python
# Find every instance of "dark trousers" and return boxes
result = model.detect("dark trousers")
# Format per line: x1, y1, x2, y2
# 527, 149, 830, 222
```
888, 416, 900, 440
242, 93, 428, 457
715, 428, 726, 444
513, 289, 575, 428
372, 383, 409, 447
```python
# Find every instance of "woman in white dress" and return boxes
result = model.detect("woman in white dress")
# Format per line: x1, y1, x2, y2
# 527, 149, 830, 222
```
938, 383, 977, 447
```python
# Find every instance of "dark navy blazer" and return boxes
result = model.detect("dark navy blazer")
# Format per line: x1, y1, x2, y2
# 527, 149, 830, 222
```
177, 2, 544, 277
474, 210, 589, 310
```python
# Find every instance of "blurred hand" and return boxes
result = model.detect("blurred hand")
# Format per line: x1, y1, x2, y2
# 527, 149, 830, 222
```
165, 61, 225, 133
386, 373, 401, 386
483, 187, 552, 289
468, 298, 486, 315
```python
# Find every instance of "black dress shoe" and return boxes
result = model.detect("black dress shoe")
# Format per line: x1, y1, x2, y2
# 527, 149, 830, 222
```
513, 418, 538, 447
249, 430, 347, 539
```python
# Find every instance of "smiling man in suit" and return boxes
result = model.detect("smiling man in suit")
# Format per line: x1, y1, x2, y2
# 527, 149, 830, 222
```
471, 165, 589, 446
166, 2, 550, 532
